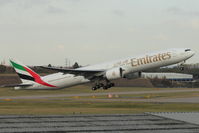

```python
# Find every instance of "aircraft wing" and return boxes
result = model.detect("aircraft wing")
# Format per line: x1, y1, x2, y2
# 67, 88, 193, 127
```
1, 84, 33, 88
40, 66, 105, 78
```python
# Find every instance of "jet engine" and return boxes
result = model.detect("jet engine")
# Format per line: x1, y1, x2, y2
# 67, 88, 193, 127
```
105, 67, 123, 80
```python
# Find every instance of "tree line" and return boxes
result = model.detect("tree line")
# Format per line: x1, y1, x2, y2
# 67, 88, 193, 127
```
0, 62, 80, 74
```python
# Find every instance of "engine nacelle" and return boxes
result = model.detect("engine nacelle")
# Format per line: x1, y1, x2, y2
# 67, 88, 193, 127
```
124, 72, 142, 79
105, 67, 123, 80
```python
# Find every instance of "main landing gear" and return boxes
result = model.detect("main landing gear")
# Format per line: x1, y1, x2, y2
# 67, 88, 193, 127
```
179, 66, 184, 71
92, 82, 115, 91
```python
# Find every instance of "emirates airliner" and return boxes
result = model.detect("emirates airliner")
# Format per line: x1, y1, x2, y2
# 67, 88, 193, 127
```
7, 48, 194, 90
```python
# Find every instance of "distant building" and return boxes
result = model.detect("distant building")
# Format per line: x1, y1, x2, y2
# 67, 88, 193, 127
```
185, 63, 199, 69
142, 72, 193, 82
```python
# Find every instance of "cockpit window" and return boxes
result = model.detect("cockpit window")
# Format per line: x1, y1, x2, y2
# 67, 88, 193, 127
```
185, 49, 191, 52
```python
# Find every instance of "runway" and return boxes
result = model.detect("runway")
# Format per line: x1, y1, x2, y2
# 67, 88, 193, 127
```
0, 88, 199, 100
1, 89, 199, 103
0, 113, 199, 133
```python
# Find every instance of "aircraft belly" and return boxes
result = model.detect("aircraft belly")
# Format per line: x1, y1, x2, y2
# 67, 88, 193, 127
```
52, 76, 90, 89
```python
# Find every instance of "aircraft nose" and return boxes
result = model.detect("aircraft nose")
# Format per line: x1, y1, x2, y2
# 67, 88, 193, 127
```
184, 48, 195, 57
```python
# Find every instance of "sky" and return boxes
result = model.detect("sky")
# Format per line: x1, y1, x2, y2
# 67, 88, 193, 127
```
0, 0, 199, 66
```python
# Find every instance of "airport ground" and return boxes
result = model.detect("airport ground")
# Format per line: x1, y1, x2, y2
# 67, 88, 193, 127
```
0, 85, 199, 115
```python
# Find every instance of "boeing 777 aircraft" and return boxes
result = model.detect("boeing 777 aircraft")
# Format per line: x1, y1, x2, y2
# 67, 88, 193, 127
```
8, 48, 194, 90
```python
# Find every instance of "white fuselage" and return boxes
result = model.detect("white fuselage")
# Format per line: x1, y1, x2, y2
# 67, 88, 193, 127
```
20, 48, 195, 90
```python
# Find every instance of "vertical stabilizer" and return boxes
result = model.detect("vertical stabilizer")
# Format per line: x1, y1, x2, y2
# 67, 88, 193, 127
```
10, 59, 56, 88
10, 59, 36, 83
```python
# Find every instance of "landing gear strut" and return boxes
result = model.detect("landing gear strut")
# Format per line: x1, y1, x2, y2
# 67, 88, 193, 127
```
180, 66, 184, 71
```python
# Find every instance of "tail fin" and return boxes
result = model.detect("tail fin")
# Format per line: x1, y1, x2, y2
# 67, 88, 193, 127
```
10, 59, 40, 83
10, 59, 56, 88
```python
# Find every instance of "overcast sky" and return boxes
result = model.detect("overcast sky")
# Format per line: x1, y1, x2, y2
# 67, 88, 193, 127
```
0, 0, 198, 66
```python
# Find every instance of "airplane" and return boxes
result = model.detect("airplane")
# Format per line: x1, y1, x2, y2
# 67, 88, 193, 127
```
7, 48, 194, 90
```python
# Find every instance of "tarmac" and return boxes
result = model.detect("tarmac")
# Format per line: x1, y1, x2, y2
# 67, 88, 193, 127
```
0, 113, 199, 133
1, 88, 199, 132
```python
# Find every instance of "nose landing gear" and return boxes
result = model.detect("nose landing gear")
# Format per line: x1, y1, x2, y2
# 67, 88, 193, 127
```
178, 61, 186, 71
180, 66, 184, 71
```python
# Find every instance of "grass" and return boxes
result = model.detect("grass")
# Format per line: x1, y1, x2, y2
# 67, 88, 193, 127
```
0, 99, 199, 115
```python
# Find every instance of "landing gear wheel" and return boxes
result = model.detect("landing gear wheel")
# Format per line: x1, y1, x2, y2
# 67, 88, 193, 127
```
180, 67, 184, 71
103, 86, 108, 90
110, 83, 115, 87
92, 87, 97, 91
96, 85, 100, 89
103, 83, 115, 90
